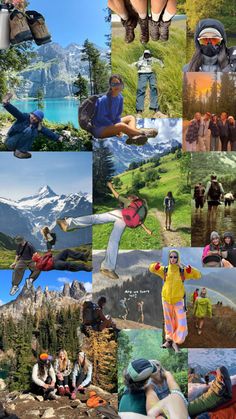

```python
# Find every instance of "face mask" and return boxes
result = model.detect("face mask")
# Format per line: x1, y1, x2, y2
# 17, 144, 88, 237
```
200, 43, 220, 57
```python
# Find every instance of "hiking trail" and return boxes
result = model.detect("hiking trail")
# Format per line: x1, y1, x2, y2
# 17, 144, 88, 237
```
155, 209, 187, 247
115, 318, 160, 330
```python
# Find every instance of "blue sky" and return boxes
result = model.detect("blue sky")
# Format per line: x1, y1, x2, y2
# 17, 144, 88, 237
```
0, 152, 92, 200
29, 0, 110, 48
0, 270, 92, 305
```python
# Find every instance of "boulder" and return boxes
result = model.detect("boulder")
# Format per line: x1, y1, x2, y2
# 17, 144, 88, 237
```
41, 407, 55, 418
0, 379, 6, 391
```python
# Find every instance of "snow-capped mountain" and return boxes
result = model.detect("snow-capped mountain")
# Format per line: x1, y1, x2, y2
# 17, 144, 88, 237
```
0, 186, 92, 250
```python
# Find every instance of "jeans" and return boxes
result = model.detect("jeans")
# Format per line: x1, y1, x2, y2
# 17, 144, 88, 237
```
231, 141, 236, 151
220, 135, 229, 151
53, 249, 89, 272
67, 211, 126, 271
210, 135, 219, 151
6, 132, 36, 152
136, 72, 158, 112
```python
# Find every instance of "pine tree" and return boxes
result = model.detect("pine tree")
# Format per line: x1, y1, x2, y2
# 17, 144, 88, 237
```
93, 142, 115, 200
73, 73, 88, 101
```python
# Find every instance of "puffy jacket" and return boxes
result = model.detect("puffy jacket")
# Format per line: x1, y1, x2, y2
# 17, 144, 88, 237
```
32, 252, 54, 271
149, 249, 201, 304
193, 297, 212, 318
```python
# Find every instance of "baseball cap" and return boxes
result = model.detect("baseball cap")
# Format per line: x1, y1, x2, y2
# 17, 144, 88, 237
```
127, 359, 157, 382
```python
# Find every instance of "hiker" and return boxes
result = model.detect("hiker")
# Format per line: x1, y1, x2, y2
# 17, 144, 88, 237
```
224, 191, 234, 207
228, 116, 236, 151
137, 300, 144, 323
197, 112, 211, 152
54, 349, 72, 396
71, 352, 93, 400
87, 74, 158, 145
149, 249, 201, 352
217, 112, 229, 151
31, 353, 58, 400
9, 236, 41, 296
185, 112, 201, 152
184, 18, 236, 72
209, 114, 220, 151
194, 183, 205, 211
204, 174, 224, 214
193, 288, 212, 335
188, 366, 232, 417
222, 232, 236, 267
41, 226, 57, 251
163, 191, 175, 230
2, 93, 63, 158
202, 231, 233, 268
57, 181, 153, 279
120, 298, 129, 321
130, 49, 164, 117
193, 288, 199, 303
31, 248, 91, 272
81, 296, 117, 333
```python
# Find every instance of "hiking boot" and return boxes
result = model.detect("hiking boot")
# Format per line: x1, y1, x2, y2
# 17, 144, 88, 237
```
172, 342, 181, 353
126, 134, 148, 146
161, 340, 172, 349
121, 18, 137, 43
57, 219, 68, 232
138, 17, 149, 44
26, 11, 51, 46
26, 277, 34, 289
159, 20, 171, 41
141, 128, 158, 138
153, 110, 168, 118
149, 19, 160, 41
10, 285, 19, 296
58, 386, 65, 396
64, 386, 71, 396
9, 10, 33, 45
100, 268, 119, 280
70, 391, 77, 400
14, 150, 32, 159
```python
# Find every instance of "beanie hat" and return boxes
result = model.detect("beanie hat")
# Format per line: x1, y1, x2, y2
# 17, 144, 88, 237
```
39, 353, 53, 362
32, 110, 44, 121
210, 231, 220, 240
127, 359, 157, 382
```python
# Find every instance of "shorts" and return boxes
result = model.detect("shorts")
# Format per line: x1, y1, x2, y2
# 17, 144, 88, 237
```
195, 197, 204, 209
208, 200, 220, 208
90, 125, 107, 139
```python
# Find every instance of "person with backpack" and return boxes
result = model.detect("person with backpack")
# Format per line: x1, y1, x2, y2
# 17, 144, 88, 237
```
194, 183, 205, 211
2, 92, 63, 159
41, 226, 57, 251
197, 112, 211, 152
149, 249, 201, 353
183, 19, 236, 73
31, 248, 91, 273
217, 112, 230, 151
9, 236, 41, 296
70, 352, 93, 400
185, 112, 201, 152
224, 191, 234, 207
81, 296, 117, 334
204, 174, 224, 214
31, 353, 58, 400
193, 288, 199, 303
57, 182, 153, 280
163, 191, 175, 230
79, 74, 158, 146
193, 288, 212, 336
54, 349, 72, 396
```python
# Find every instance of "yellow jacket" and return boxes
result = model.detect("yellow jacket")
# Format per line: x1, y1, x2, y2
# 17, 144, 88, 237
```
149, 250, 202, 305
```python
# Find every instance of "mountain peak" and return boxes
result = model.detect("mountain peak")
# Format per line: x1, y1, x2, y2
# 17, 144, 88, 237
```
38, 185, 57, 197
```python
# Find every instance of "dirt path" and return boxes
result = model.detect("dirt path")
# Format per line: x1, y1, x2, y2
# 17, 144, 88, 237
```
115, 318, 160, 330
155, 209, 186, 247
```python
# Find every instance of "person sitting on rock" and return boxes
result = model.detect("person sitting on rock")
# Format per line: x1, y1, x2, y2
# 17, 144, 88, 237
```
31, 248, 91, 273
54, 349, 72, 397
71, 352, 93, 400
2, 92, 64, 159
31, 353, 58, 400
81, 296, 117, 334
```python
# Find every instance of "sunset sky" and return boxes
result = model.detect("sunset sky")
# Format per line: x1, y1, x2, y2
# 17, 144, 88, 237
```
185, 73, 221, 98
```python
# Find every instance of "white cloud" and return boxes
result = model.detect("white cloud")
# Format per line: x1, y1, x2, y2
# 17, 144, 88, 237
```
84, 282, 92, 292
57, 277, 71, 284
0, 300, 5, 306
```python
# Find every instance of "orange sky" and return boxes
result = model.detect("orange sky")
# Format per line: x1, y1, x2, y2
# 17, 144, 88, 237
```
185, 73, 220, 96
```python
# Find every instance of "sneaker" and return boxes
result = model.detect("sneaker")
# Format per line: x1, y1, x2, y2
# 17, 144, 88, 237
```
159, 20, 171, 41
172, 342, 181, 353
26, 278, 34, 289
126, 134, 148, 146
100, 268, 119, 280
26, 11, 51, 46
58, 386, 65, 396
121, 18, 137, 43
56, 218, 68, 232
161, 340, 172, 349
70, 391, 77, 400
138, 17, 149, 44
141, 128, 158, 138
64, 386, 71, 396
14, 150, 32, 159
48, 390, 60, 400
9, 9, 33, 44
10, 285, 19, 296
149, 19, 160, 41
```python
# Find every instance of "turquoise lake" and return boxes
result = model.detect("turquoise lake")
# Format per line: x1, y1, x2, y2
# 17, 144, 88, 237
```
1, 98, 80, 128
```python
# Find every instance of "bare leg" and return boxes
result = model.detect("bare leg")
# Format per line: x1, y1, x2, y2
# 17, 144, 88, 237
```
99, 120, 141, 139
121, 115, 137, 129
169, 212, 172, 229
150, 0, 167, 14
108, 0, 129, 19
130, 0, 148, 18
165, 212, 168, 228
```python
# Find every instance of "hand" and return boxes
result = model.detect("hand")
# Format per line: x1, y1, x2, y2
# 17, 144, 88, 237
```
2, 92, 13, 104
116, 132, 123, 138
77, 385, 84, 390
10, 263, 16, 269
186, 265, 192, 273
57, 373, 63, 381
58, 135, 64, 142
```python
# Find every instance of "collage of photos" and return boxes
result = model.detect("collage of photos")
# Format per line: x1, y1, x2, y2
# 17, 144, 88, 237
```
0, 0, 235, 418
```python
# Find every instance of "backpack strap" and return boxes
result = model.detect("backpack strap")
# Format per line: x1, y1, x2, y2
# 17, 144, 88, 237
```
179, 267, 185, 282
163, 266, 168, 281
18, 241, 28, 259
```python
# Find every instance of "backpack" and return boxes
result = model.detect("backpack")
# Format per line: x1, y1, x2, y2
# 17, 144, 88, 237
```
163, 266, 185, 282
86, 391, 107, 408
194, 186, 201, 198
164, 197, 175, 210
79, 95, 100, 133
121, 198, 148, 228
48, 232, 56, 245
82, 301, 98, 325
208, 181, 221, 200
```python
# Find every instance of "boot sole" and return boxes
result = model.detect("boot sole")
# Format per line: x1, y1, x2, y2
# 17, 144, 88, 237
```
33, 36, 51, 46
11, 31, 33, 44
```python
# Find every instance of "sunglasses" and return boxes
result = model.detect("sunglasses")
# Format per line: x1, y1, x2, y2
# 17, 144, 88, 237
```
169, 255, 178, 259
198, 37, 222, 46
110, 82, 123, 87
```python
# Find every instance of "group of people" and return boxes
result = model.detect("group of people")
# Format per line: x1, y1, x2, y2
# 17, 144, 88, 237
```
186, 112, 236, 152
108, 0, 176, 44
32, 350, 92, 401
202, 231, 236, 268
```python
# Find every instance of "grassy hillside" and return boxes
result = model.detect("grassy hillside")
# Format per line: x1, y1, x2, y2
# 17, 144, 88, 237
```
112, 22, 185, 118
93, 153, 191, 249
